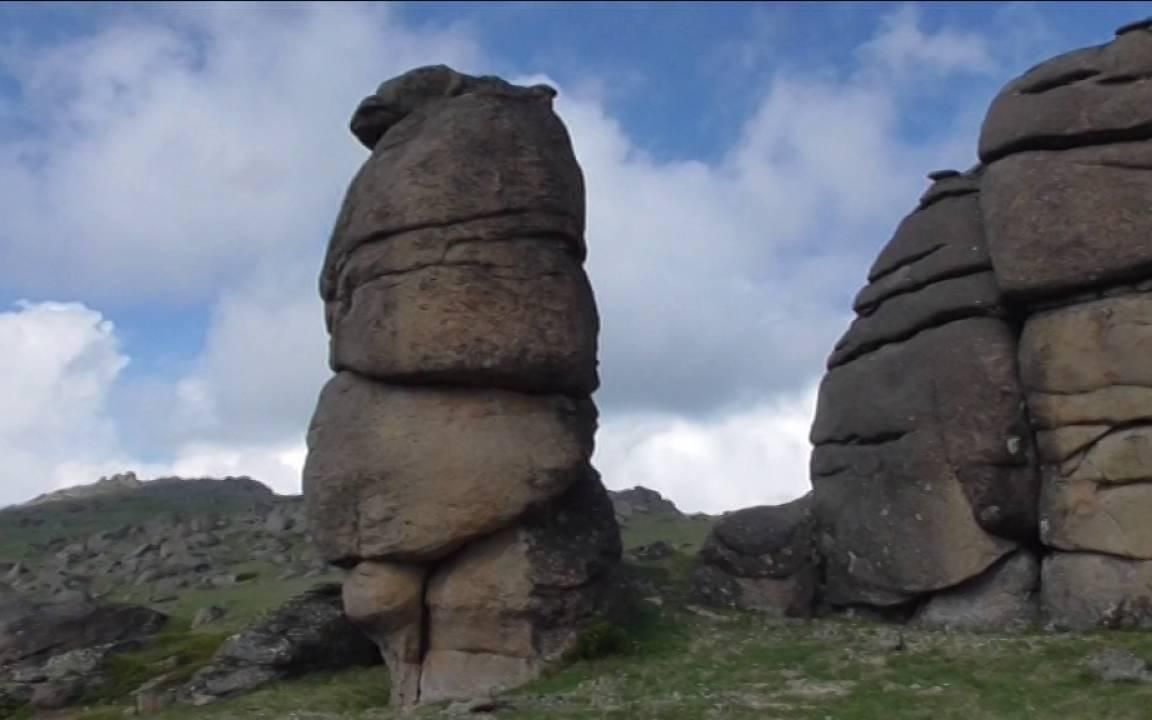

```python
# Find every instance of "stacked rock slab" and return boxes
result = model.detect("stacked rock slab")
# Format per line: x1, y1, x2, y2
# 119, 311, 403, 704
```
980, 19, 1152, 630
809, 19, 1152, 631
303, 66, 621, 705
810, 163, 1039, 619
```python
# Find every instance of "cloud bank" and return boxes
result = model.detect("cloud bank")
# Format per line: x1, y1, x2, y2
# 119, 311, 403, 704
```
0, 3, 1063, 511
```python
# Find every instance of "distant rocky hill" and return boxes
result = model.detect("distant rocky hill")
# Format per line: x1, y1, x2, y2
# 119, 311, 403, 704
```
0, 474, 711, 715
0, 475, 711, 605
21, 471, 145, 507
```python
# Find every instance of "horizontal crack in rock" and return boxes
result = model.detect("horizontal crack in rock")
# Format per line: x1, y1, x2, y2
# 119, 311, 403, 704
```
830, 306, 1003, 369
984, 120, 1152, 164
1018, 68, 1102, 94
856, 265, 994, 316
868, 242, 946, 284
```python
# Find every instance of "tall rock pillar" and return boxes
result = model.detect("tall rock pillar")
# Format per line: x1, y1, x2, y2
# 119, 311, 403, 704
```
302, 66, 621, 705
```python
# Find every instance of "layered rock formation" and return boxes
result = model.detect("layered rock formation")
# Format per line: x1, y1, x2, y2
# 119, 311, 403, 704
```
303, 65, 621, 705
807, 18, 1152, 631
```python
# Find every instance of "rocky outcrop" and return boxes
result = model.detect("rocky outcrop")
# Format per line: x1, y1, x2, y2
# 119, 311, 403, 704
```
303, 65, 620, 706
0, 586, 168, 711
0, 588, 167, 668
0, 483, 331, 605
611, 487, 682, 521
691, 494, 818, 615
811, 164, 1035, 612
179, 584, 380, 705
21, 471, 144, 507
807, 18, 1152, 631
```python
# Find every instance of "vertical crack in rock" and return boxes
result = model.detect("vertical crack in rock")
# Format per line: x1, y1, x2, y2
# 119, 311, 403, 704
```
302, 65, 619, 706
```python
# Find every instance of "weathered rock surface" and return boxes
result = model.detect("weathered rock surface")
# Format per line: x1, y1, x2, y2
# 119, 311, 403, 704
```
691, 494, 818, 616
0, 586, 168, 712
328, 235, 599, 396
812, 317, 1031, 606
421, 474, 621, 703
813, 164, 1038, 613
979, 22, 1152, 162
343, 561, 426, 706
1042, 553, 1152, 630
304, 65, 619, 706
303, 375, 597, 564
180, 584, 380, 705
982, 144, 1152, 298
0, 591, 167, 667
912, 551, 1040, 632
1015, 295, 1152, 563
807, 21, 1152, 626
321, 64, 591, 396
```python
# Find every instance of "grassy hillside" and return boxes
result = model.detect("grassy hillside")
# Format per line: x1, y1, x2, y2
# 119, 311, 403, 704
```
5, 479, 1152, 719
55, 608, 1152, 720
0, 477, 277, 564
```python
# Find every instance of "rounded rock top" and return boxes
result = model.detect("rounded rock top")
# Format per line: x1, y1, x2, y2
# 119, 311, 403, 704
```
350, 65, 560, 150
1115, 17, 1152, 36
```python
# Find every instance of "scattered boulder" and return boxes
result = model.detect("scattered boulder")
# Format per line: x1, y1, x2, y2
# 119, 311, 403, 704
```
179, 584, 380, 705
611, 487, 682, 520
1084, 648, 1152, 683
691, 494, 817, 616
0, 586, 168, 714
0, 591, 167, 667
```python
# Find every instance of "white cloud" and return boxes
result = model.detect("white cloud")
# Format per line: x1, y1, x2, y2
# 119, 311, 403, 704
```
596, 383, 820, 514
858, 4, 995, 78
0, 301, 127, 504
0, 2, 482, 304
0, 4, 1050, 511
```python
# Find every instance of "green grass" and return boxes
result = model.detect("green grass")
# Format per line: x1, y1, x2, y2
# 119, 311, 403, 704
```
105, 561, 342, 633
16, 488, 1152, 720
619, 513, 715, 554
31, 555, 1152, 720
92, 629, 231, 702
67, 668, 393, 720
57, 609, 1152, 720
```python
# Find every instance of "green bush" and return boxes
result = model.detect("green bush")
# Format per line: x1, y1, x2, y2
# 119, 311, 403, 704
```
567, 621, 631, 662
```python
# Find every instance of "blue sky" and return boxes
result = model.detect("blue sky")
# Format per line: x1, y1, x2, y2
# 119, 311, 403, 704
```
0, 1, 1146, 510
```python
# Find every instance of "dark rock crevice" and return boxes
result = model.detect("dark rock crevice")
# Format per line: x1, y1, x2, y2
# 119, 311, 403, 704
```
1017, 68, 1102, 94
981, 121, 1152, 165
